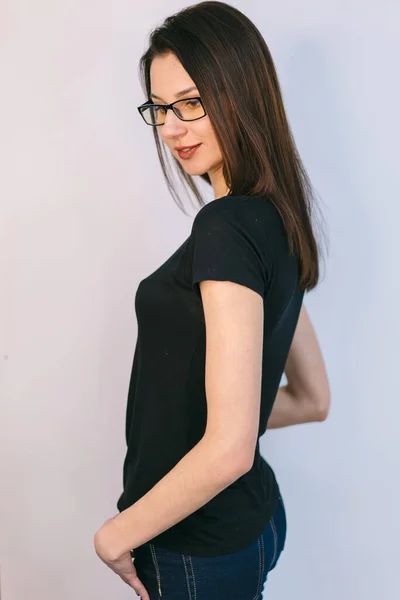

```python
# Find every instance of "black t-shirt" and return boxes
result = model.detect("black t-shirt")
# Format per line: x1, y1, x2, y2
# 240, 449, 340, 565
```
116, 194, 304, 557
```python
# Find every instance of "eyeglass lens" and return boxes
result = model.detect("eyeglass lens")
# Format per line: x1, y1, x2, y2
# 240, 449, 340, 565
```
141, 98, 205, 125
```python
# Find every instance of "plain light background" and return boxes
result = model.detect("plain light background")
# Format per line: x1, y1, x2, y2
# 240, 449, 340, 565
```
1, 1, 399, 598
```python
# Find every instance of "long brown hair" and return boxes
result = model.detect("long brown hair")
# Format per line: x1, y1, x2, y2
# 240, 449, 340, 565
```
139, 1, 327, 291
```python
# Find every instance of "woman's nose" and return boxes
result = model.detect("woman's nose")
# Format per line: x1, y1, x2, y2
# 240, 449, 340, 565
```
161, 109, 188, 139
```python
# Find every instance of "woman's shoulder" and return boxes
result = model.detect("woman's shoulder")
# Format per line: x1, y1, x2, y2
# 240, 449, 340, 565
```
192, 194, 281, 233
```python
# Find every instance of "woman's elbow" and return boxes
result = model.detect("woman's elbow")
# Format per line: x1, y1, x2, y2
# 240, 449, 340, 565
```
313, 391, 331, 422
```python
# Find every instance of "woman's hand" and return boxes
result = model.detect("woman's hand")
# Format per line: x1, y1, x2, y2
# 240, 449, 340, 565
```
94, 517, 150, 600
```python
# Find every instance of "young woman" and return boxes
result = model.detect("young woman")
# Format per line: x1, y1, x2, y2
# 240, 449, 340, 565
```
94, 2, 330, 598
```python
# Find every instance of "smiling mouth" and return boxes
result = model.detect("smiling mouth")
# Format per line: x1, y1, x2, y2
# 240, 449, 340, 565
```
176, 143, 202, 159
176, 144, 201, 151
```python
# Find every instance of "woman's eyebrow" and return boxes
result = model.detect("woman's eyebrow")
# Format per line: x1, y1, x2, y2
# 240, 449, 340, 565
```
150, 85, 199, 102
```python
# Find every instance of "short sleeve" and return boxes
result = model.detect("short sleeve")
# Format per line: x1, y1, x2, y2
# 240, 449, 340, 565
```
189, 197, 270, 300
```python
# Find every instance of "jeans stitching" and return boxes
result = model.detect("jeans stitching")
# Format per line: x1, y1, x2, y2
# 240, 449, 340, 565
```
181, 554, 193, 600
252, 534, 264, 600
269, 517, 278, 571
149, 543, 163, 597
187, 556, 197, 600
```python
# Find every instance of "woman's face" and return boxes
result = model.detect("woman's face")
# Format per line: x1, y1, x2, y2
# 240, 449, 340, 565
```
149, 52, 226, 196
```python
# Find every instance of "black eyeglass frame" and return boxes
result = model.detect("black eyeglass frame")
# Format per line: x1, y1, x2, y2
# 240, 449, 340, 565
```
137, 96, 207, 126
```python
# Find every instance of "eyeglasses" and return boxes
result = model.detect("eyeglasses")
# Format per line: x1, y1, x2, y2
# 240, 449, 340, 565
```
137, 96, 207, 126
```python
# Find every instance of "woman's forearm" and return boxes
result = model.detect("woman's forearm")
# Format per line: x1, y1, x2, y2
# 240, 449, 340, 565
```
266, 384, 327, 429
97, 436, 250, 561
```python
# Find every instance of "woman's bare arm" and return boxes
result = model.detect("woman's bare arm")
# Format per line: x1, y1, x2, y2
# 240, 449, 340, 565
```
266, 304, 331, 429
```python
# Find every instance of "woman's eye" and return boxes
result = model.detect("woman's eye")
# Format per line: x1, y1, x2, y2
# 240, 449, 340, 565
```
186, 100, 200, 108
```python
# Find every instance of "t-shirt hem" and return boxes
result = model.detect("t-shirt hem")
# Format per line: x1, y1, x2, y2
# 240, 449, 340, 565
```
150, 492, 281, 558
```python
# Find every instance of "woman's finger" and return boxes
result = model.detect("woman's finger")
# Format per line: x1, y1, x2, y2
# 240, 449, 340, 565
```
125, 572, 151, 599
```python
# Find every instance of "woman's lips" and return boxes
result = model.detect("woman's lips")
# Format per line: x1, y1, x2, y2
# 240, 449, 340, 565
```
176, 143, 202, 160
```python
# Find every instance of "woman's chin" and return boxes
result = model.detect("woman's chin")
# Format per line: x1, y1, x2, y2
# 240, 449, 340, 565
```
180, 163, 208, 176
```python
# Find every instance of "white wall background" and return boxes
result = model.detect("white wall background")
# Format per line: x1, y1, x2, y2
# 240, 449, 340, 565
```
1, 1, 399, 598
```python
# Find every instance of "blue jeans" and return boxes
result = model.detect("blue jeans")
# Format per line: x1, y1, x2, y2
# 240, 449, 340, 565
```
132, 495, 287, 599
